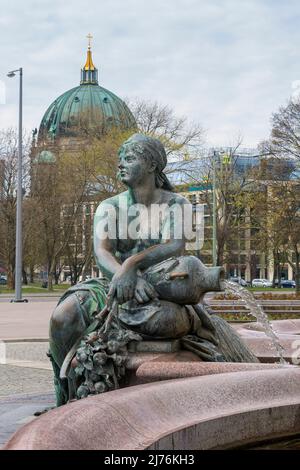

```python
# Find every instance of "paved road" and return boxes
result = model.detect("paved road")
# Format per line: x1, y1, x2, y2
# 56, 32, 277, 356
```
0, 340, 55, 448
0, 364, 54, 398
0, 391, 55, 448
0, 300, 57, 340
0, 296, 60, 303
3, 340, 50, 364
0, 297, 58, 448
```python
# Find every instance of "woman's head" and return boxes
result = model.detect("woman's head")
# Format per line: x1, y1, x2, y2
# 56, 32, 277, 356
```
118, 133, 173, 190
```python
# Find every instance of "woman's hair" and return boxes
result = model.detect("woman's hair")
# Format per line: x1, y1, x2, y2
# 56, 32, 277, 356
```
119, 133, 173, 191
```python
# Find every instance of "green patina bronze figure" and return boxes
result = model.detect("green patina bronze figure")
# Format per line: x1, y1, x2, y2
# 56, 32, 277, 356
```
49, 133, 257, 406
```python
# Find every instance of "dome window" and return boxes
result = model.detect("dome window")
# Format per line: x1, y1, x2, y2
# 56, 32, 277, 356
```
103, 97, 109, 103
74, 97, 80, 102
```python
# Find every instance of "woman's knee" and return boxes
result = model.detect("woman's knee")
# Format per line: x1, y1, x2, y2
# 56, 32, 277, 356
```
119, 300, 191, 339
50, 294, 83, 332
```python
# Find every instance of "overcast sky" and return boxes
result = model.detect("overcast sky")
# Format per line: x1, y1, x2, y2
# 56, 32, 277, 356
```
0, 0, 300, 148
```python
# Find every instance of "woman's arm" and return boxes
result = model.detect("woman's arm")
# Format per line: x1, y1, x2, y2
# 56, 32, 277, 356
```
95, 237, 122, 279
122, 238, 185, 272
93, 200, 122, 279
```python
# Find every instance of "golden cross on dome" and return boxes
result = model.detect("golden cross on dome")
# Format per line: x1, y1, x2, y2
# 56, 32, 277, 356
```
86, 33, 93, 49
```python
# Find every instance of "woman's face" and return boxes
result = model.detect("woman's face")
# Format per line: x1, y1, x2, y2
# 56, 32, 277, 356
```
118, 143, 150, 187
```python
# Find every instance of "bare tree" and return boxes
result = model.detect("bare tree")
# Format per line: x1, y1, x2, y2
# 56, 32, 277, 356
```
0, 129, 32, 288
278, 181, 300, 292
31, 144, 94, 290
63, 203, 93, 285
128, 98, 204, 157
195, 143, 256, 269
246, 158, 300, 291
261, 97, 300, 163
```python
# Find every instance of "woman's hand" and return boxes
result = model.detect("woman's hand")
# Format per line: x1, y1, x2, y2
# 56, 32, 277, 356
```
107, 265, 138, 309
107, 264, 157, 308
134, 277, 157, 304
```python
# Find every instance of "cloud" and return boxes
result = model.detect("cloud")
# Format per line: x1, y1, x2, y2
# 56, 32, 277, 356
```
0, 0, 299, 147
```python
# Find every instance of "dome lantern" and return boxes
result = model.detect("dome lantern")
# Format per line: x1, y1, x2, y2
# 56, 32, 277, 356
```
80, 33, 98, 85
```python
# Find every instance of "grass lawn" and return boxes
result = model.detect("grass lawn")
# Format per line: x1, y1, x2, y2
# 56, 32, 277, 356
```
0, 283, 69, 295
0, 284, 297, 296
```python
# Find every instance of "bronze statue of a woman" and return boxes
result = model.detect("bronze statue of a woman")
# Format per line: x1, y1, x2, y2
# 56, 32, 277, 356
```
49, 133, 257, 405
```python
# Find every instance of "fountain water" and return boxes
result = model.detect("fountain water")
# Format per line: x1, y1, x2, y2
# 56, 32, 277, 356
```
221, 280, 287, 364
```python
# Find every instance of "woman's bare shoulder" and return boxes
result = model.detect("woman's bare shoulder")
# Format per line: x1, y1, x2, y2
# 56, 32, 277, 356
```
95, 191, 129, 215
160, 190, 191, 206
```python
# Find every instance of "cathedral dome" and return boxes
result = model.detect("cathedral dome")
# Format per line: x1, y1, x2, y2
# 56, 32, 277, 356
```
38, 39, 136, 142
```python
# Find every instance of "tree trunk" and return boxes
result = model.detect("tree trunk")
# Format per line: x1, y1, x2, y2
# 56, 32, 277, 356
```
29, 265, 34, 284
7, 267, 14, 290
217, 238, 225, 267
54, 271, 60, 285
47, 272, 54, 291
47, 260, 55, 291
295, 250, 300, 294
71, 265, 81, 285
72, 267, 78, 285
22, 268, 28, 285
273, 249, 282, 288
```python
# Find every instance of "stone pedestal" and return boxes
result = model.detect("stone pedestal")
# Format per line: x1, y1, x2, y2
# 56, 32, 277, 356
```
128, 339, 181, 353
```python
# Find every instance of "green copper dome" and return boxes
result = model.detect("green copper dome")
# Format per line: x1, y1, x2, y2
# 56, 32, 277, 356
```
38, 45, 136, 141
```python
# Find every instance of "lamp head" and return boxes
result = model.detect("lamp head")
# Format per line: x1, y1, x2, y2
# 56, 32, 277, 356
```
7, 72, 16, 78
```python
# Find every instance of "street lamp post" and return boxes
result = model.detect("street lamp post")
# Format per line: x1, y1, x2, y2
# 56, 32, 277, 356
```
7, 67, 27, 303
212, 150, 217, 267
